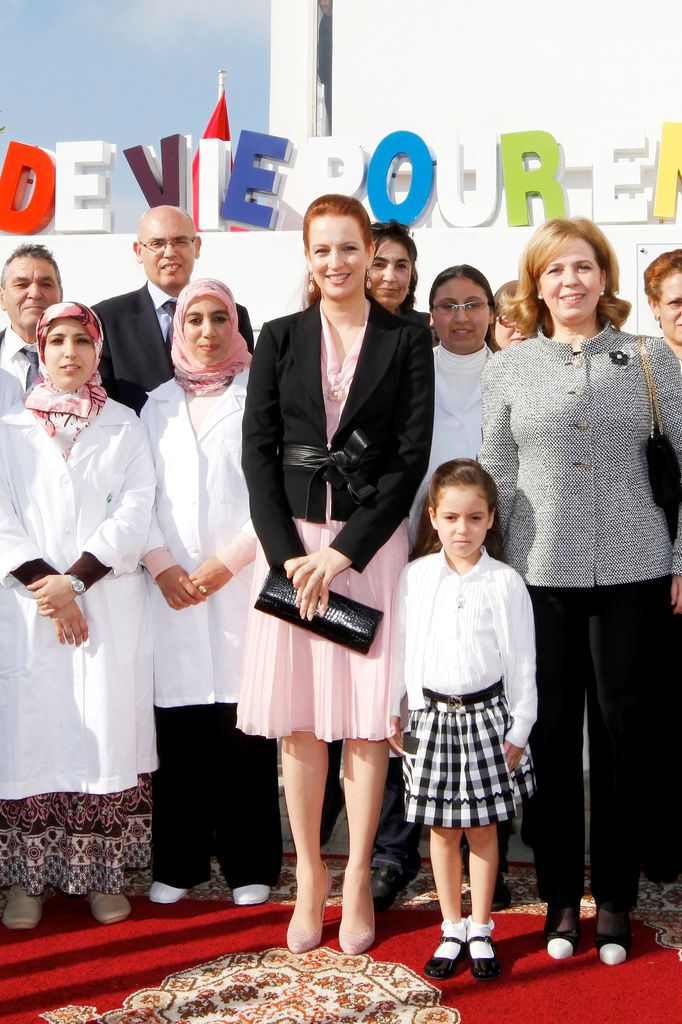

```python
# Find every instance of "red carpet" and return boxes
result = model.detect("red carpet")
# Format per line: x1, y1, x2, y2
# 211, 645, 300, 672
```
1, 891, 680, 1024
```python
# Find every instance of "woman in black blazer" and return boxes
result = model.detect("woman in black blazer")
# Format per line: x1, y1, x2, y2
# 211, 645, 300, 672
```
239, 194, 434, 956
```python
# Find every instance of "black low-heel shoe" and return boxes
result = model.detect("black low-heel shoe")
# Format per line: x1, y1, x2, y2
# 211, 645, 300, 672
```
424, 933, 466, 979
544, 925, 580, 959
467, 934, 501, 980
595, 923, 631, 965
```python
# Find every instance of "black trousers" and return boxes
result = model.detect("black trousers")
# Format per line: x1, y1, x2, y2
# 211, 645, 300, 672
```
371, 756, 422, 880
152, 703, 283, 890
524, 577, 671, 911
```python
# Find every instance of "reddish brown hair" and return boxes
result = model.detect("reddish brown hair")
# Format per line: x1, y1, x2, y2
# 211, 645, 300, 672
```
643, 249, 682, 303
303, 194, 373, 306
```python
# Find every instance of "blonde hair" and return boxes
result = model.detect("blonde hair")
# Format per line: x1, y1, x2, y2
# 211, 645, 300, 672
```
507, 218, 631, 338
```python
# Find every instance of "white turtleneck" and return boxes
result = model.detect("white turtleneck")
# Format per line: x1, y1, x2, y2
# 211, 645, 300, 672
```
409, 343, 490, 539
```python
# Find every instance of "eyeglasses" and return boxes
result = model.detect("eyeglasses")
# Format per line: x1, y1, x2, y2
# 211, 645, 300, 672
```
432, 301, 490, 314
137, 236, 196, 254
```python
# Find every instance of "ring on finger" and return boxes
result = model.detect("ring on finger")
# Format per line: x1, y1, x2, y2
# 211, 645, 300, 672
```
311, 568, 323, 579
197, 584, 208, 595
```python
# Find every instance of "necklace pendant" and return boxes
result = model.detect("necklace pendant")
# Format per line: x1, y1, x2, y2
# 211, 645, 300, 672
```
327, 384, 344, 402
456, 595, 465, 610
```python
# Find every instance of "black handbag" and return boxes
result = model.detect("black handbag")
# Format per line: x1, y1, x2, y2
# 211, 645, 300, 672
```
638, 337, 682, 540
254, 566, 383, 655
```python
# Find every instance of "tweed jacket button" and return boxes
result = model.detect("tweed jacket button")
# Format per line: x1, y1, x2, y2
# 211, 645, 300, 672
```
576, 421, 589, 431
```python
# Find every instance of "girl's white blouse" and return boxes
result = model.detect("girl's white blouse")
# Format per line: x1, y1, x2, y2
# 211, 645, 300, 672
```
392, 548, 537, 748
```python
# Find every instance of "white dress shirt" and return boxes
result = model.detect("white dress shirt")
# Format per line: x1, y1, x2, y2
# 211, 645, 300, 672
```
392, 548, 537, 748
0, 325, 35, 391
147, 280, 178, 341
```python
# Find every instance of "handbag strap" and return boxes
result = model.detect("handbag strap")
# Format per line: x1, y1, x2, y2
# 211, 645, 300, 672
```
637, 336, 665, 439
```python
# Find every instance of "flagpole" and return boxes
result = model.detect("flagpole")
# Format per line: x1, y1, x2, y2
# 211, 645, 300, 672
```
218, 70, 226, 99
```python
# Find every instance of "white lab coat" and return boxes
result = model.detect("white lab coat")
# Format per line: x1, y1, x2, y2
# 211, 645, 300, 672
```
0, 369, 21, 414
0, 399, 157, 799
141, 373, 254, 707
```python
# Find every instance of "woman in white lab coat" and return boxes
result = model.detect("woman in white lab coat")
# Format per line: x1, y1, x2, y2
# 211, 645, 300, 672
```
142, 279, 282, 907
0, 301, 156, 930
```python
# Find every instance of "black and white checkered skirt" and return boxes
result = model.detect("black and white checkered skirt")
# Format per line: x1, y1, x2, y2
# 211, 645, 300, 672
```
402, 683, 536, 829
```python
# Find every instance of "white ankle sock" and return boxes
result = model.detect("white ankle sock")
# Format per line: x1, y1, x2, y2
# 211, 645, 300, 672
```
435, 918, 467, 959
442, 918, 467, 941
468, 917, 495, 959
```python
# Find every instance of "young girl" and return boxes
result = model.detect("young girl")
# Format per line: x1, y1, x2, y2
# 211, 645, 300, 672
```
390, 459, 537, 980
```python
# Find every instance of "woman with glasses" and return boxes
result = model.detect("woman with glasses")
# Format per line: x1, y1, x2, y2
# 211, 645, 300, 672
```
409, 265, 495, 541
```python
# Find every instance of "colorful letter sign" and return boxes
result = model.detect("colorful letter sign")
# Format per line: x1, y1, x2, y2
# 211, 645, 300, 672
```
0, 142, 56, 234
500, 131, 566, 226
222, 130, 292, 229
367, 131, 434, 224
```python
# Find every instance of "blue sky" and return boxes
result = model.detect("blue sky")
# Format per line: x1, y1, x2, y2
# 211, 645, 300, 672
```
1, 0, 271, 230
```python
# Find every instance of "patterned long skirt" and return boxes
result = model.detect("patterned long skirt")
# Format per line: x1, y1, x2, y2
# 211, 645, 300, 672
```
0, 775, 152, 896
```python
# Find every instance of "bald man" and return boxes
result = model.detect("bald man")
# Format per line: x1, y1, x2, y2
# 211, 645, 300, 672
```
94, 206, 253, 414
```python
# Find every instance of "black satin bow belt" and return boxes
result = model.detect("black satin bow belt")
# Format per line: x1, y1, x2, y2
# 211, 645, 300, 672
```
282, 429, 377, 505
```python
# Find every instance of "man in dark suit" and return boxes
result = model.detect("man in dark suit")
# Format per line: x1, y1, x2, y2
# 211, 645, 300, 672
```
93, 205, 254, 414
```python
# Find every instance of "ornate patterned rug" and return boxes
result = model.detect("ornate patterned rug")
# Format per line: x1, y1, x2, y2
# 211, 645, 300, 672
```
39, 946, 461, 1024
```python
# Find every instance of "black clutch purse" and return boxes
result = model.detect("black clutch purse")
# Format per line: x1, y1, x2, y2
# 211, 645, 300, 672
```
638, 337, 682, 541
254, 566, 383, 655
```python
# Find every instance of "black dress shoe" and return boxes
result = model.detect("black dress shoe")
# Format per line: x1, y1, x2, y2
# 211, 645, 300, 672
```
467, 934, 501, 980
424, 933, 466, 979
370, 864, 405, 912
595, 908, 631, 965
491, 872, 512, 911
544, 906, 580, 959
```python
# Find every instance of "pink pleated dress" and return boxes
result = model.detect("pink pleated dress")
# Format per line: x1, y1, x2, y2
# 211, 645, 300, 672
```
238, 306, 408, 742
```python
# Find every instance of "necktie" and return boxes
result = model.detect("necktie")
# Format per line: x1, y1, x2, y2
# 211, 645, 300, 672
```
162, 300, 177, 354
22, 346, 40, 391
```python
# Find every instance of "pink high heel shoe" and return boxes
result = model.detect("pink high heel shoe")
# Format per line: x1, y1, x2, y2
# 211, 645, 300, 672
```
287, 864, 330, 954
339, 892, 375, 955
339, 921, 375, 955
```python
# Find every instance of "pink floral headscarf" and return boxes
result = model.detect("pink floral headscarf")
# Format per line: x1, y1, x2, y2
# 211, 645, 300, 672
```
171, 279, 251, 395
25, 301, 107, 458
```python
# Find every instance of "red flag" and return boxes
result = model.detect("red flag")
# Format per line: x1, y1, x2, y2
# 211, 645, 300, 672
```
192, 90, 231, 232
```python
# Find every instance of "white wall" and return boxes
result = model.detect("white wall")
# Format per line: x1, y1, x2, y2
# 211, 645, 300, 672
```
266, 0, 682, 334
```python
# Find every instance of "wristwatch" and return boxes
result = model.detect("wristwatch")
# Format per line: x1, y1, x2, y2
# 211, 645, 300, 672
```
69, 575, 86, 594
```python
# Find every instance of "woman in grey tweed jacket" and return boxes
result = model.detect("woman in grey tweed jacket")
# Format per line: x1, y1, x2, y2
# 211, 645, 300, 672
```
480, 217, 682, 966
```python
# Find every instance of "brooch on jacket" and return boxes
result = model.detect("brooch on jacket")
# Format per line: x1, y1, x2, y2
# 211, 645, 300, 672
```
609, 351, 629, 366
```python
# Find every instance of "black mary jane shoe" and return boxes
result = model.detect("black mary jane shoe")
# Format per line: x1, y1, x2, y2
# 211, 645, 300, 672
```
467, 934, 501, 980
424, 933, 466, 979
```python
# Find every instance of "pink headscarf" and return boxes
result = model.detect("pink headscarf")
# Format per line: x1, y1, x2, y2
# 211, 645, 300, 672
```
171, 278, 251, 395
25, 301, 107, 458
